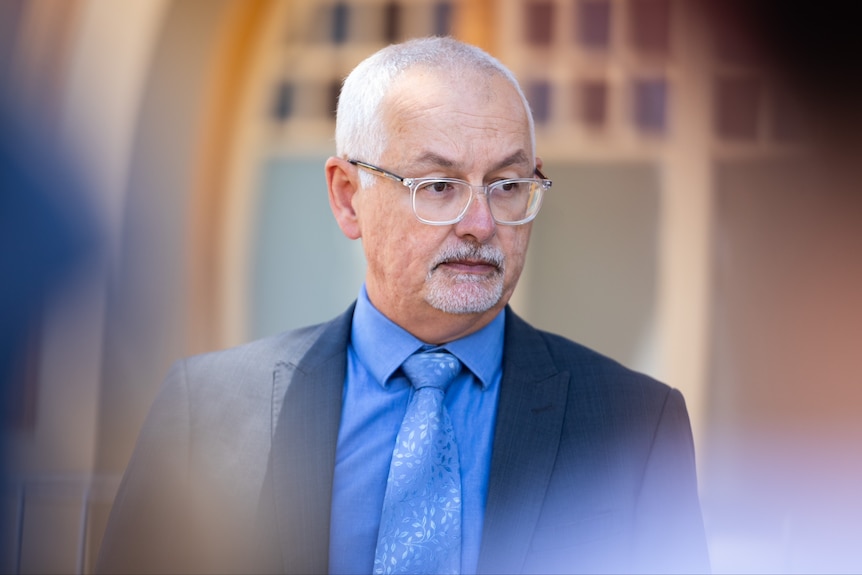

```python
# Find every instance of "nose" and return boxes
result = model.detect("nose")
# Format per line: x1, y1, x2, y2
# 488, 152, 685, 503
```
454, 188, 496, 242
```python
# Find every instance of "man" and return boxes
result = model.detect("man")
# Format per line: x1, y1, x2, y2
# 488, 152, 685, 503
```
97, 37, 709, 574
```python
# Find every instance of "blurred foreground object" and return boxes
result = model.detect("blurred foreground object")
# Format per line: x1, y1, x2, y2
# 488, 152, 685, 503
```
704, 0, 862, 152
0, 94, 100, 570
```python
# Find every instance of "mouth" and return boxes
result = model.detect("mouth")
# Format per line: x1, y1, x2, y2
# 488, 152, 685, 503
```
435, 259, 500, 275
431, 243, 505, 277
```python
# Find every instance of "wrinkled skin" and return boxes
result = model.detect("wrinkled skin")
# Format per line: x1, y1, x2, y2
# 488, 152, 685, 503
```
327, 66, 541, 344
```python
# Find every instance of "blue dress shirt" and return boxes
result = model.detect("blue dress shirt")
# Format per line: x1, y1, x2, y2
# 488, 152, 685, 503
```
328, 286, 504, 574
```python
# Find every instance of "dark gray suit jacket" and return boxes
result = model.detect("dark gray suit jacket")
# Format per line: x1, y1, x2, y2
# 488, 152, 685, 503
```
97, 306, 710, 574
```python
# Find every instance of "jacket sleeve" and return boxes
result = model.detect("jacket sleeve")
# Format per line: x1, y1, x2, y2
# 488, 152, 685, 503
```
632, 387, 711, 574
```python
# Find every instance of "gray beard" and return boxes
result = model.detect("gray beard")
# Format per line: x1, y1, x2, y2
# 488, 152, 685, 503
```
424, 242, 506, 314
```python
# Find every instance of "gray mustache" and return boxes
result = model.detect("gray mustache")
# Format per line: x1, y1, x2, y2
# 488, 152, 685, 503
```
431, 243, 505, 271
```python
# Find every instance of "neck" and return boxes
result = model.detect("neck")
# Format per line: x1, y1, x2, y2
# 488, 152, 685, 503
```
374, 298, 505, 345
410, 312, 502, 345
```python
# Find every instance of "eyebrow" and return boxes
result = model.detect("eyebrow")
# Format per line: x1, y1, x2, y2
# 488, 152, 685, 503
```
410, 150, 532, 174
411, 152, 457, 170
492, 150, 531, 172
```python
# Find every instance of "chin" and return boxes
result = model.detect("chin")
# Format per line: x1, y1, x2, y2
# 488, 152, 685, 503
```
425, 278, 504, 315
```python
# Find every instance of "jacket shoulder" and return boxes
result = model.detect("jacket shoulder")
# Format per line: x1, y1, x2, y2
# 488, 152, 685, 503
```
177, 304, 354, 389
506, 308, 673, 398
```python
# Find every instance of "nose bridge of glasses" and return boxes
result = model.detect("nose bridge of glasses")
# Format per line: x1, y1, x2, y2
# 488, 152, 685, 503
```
460, 181, 517, 218
457, 183, 497, 228
467, 182, 492, 198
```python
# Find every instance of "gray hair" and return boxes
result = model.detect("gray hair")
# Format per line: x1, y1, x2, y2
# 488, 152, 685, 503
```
334, 37, 535, 168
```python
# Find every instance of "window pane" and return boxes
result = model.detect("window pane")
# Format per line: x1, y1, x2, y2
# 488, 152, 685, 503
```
771, 91, 807, 142
578, 0, 611, 49
525, 0, 555, 46
715, 75, 761, 140
629, 0, 670, 54
578, 80, 608, 127
633, 77, 667, 133
383, 1, 400, 43
527, 81, 553, 124
332, 1, 349, 44
434, 2, 453, 36
272, 82, 293, 122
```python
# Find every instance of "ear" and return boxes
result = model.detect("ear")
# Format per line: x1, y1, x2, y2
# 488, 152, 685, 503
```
535, 156, 544, 171
326, 157, 362, 240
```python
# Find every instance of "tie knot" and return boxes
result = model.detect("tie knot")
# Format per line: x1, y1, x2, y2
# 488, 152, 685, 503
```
401, 351, 462, 392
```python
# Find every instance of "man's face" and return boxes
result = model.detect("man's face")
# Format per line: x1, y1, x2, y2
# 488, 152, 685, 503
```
350, 67, 537, 342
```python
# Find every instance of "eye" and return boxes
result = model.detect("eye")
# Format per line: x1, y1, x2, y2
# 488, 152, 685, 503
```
494, 180, 525, 195
418, 180, 455, 194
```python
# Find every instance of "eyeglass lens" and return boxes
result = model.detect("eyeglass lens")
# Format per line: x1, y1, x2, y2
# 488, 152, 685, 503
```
413, 179, 544, 224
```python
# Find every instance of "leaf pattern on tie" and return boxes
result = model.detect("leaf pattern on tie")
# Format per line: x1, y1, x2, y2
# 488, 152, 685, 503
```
374, 352, 462, 574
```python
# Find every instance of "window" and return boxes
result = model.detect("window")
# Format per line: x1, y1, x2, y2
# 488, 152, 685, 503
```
579, 80, 608, 127
578, 0, 611, 50
527, 80, 553, 123
715, 75, 761, 140
525, 0, 555, 46
332, 1, 349, 44
633, 77, 667, 133
383, 1, 400, 43
272, 81, 293, 122
434, 2, 453, 36
629, 0, 671, 54
771, 91, 806, 142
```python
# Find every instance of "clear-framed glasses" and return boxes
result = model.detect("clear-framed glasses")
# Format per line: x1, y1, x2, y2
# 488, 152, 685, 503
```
348, 159, 551, 226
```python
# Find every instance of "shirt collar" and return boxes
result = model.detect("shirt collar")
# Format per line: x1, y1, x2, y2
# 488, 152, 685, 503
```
350, 284, 505, 390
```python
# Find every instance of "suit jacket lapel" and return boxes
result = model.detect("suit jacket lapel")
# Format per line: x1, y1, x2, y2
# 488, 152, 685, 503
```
261, 304, 567, 573
477, 308, 570, 574
269, 306, 354, 574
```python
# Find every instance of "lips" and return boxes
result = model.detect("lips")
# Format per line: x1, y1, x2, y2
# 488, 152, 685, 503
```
437, 259, 499, 274
430, 242, 505, 276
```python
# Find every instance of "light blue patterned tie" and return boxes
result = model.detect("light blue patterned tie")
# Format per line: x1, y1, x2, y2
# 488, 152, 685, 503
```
373, 350, 463, 575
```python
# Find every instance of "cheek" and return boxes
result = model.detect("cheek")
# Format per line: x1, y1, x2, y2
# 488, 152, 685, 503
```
502, 228, 532, 279
364, 220, 425, 280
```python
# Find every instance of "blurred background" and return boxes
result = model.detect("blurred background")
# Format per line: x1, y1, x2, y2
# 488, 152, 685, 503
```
1, 0, 860, 572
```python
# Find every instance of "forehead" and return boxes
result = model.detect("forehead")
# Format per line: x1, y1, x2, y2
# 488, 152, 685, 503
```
379, 66, 533, 169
